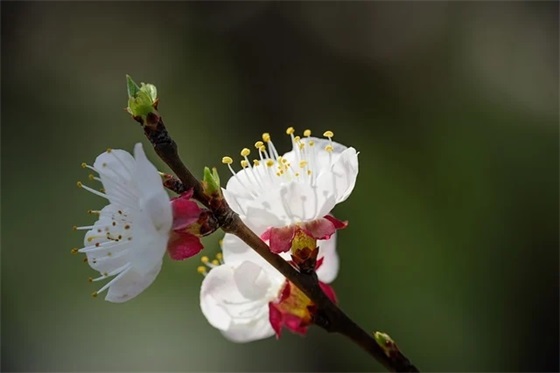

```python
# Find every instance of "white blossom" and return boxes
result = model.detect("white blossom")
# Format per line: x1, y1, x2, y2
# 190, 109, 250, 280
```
75, 143, 172, 302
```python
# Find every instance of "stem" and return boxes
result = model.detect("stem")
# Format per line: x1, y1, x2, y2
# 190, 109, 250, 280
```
138, 111, 419, 372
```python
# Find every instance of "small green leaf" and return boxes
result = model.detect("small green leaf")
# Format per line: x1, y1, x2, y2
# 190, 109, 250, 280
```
202, 166, 221, 197
126, 74, 140, 98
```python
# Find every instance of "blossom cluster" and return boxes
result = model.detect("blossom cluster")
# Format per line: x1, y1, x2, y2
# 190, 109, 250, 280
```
73, 129, 358, 342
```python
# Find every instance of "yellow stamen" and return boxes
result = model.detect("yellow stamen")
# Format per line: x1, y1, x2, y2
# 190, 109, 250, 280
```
240, 160, 249, 168
197, 266, 207, 275
201, 256, 209, 263
211, 259, 219, 266
303, 129, 311, 137
253, 159, 260, 166
262, 133, 271, 142
286, 127, 295, 135
240, 148, 251, 157
222, 156, 233, 165
216, 253, 223, 260
91, 292, 98, 298
325, 145, 334, 153
323, 130, 334, 138
266, 160, 274, 167
254, 141, 264, 149
81, 162, 87, 168
71, 248, 79, 254
76, 181, 83, 188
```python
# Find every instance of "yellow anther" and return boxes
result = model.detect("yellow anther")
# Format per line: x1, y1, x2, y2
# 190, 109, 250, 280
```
197, 266, 207, 274
218, 239, 224, 247
286, 127, 295, 135
299, 160, 308, 168
266, 160, 274, 167
325, 145, 334, 153
303, 129, 311, 137
211, 259, 219, 266
253, 159, 261, 166
307, 170, 312, 175
309, 141, 315, 147
87, 236, 94, 242
106, 148, 112, 153
72, 225, 78, 231
88, 277, 93, 283
201, 256, 209, 263
81, 162, 87, 168
71, 248, 79, 254
276, 172, 281, 176
221, 156, 233, 165
294, 136, 301, 143
216, 253, 223, 260
281, 158, 288, 164
295, 172, 300, 177
258, 145, 266, 152
262, 133, 271, 142
240, 148, 251, 157
240, 160, 249, 168
323, 130, 334, 138
91, 292, 98, 298
76, 181, 83, 188
88, 174, 95, 180
255, 141, 264, 149
83, 257, 88, 263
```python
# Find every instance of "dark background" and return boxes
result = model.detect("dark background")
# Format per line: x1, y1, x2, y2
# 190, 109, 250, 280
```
2, 2, 558, 371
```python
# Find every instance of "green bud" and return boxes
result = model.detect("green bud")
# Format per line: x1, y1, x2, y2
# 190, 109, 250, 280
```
202, 166, 221, 197
373, 331, 397, 357
126, 75, 158, 117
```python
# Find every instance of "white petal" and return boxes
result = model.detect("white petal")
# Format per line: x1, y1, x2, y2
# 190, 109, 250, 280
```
128, 207, 169, 275
200, 262, 280, 343
221, 234, 277, 276
283, 137, 348, 171
93, 149, 135, 182
316, 234, 339, 284
222, 188, 251, 217
234, 261, 273, 300
243, 182, 336, 228
224, 167, 258, 199
132, 143, 167, 199
220, 314, 275, 343
316, 147, 359, 203
104, 263, 162, 303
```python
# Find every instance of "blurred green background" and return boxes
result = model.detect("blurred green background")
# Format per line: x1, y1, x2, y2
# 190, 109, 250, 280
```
2, 2, 558, 372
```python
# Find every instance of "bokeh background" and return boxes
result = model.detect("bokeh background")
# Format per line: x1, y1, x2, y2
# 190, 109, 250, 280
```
2, 2, 558, 372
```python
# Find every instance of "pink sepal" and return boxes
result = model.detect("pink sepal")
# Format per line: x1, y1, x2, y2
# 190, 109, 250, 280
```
261, 226, 296, 254
167, 231, 204, 260
170, 189, 201, 231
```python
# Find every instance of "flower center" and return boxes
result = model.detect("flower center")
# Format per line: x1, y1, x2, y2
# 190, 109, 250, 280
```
221, 128, 337, 197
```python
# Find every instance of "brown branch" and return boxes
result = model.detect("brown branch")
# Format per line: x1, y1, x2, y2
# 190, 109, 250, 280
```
133, 107, 419, 373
